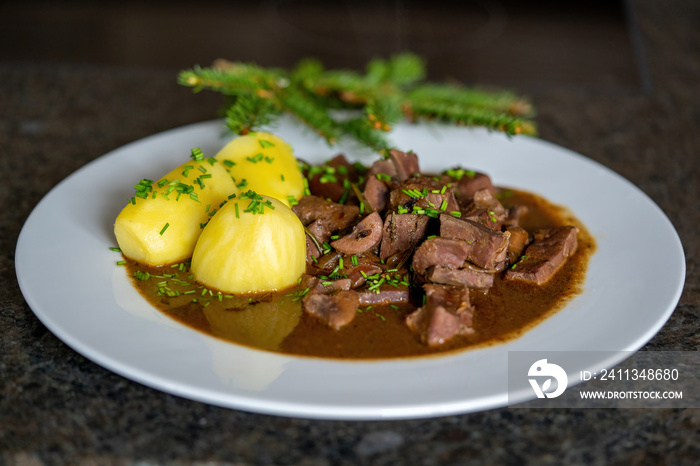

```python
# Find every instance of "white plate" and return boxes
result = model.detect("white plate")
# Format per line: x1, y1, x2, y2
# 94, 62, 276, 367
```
15, 118, 685, 420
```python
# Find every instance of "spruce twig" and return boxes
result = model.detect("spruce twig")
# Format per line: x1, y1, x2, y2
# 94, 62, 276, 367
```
178, 53, 536, 149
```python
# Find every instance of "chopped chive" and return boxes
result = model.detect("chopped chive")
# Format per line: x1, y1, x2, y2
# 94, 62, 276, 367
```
246, 153, 264, 163
159, 223, 170, 235
190, 148, 204, 162
259, 139, 275, 148
116, 260, 126, 266
109, 247, 122, 252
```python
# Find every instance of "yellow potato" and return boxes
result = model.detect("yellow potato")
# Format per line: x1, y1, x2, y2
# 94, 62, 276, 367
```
215, 132, 305, 207
114, 150, 237, 266
191, 192, 306, 293
203, 297, 302, 351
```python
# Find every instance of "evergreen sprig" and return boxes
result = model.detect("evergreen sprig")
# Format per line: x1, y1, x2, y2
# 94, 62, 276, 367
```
178, 53, 536, 151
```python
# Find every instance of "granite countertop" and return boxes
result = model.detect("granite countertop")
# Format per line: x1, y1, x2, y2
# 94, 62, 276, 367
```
1, 1, 698, 464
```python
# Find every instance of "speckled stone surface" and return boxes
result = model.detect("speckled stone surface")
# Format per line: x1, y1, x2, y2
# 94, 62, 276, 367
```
1, 1, 698, 465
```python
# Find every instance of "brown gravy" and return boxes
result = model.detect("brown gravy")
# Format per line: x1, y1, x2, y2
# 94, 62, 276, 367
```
125, 188, 595, 360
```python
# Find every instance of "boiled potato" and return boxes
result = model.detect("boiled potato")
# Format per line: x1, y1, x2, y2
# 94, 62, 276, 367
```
191, 193, 306, 293
203, 297, 302, 351
216, 132, 304, 206
114, 151, 237, 266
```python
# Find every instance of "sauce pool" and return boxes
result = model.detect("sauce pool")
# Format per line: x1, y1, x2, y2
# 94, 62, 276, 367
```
125, 188, 595, 360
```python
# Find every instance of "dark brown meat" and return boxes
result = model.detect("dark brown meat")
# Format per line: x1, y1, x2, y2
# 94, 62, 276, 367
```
439, 214, 510, 270
426, 265, 495, 290
301, 275, 353, 295
412, 237, 471, 275
305, 219, 331, 263
307, 250, 342, 275
454, 171, 496, 206
307, 154, 358, 203
505, 225, 530, 265
367, 159, 399, 188
379, 213, 429, 261
405, 284, 474, 346
292, 195, 359, 231
343, 253, 384, 288
461, 188, 507, 230
505, 226, 579, 285
357, 284, 410, 305
388, 177, 459, 214
388, 149, 420, 181
302, 290, 359, 329
363, 175, 389, 213
424, 283, 471, 309
331, 212, 383, 255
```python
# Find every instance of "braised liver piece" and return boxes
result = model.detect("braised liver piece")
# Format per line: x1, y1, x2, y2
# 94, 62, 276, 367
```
303, 290, 360, 329
406, 284, 475, 346
505, 226, 579, 285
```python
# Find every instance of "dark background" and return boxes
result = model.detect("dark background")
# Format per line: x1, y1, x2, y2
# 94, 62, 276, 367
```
1, 0, 644, 89
3, 1, 699, 465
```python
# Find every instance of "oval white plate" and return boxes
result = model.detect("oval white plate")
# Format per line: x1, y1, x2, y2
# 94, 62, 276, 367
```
15, 118, 685, 420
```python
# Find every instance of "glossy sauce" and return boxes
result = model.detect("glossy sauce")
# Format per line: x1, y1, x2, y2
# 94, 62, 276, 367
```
125, 188, 595, 360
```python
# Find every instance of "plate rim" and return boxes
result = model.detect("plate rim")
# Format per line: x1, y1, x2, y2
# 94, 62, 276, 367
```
14, 118, 686, 420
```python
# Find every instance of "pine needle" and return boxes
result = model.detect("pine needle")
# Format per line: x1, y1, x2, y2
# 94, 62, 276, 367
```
178, 52, 537, 149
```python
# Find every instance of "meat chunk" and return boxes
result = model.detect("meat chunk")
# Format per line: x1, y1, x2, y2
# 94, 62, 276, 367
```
388, 177, 459, 214
505, 225, 530, 265
343, 253, 384, 288
300, 275, 353, 295
412, 237, 471, 275
307, 250, 342, 275
292, 195, 359, 231
367, 159, 399, 189
406, 284, 475, 346
306, 154, 359, 203
363, 175, 389, 213
305, 219, 331, 263
330, 212, 383, 255
439, 214, 510, 270
505, 226, 579, 285
426, 265, 495, 290
453, 171, 496, 206
303, 290, 360, 329
357, 284, 410, 305
461, 188, 507, 230
380, 213, 429, 261
388, 149, 420, 181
